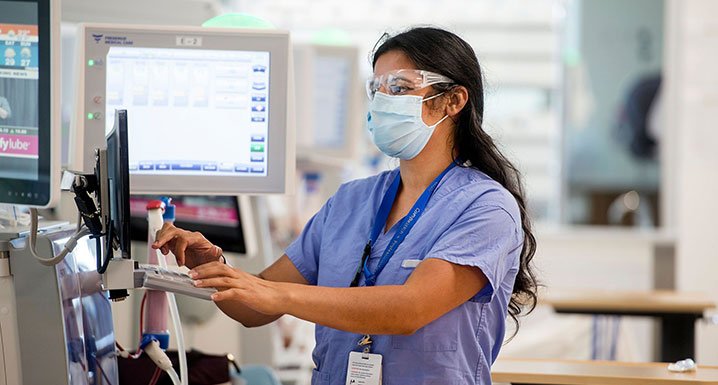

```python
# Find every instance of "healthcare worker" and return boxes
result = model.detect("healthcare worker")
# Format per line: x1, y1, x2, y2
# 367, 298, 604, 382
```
154, 27, 538, 385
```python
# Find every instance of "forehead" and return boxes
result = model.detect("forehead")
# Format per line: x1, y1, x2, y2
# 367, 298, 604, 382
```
373, 50, 416, 76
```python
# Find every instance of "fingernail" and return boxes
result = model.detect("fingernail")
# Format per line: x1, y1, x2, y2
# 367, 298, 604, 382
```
211, 293, 218, 301
188, 271, 197, 278
193, 280, 201, 286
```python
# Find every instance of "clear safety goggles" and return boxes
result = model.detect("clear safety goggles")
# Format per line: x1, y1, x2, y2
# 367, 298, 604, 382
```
365, 69, 454, 100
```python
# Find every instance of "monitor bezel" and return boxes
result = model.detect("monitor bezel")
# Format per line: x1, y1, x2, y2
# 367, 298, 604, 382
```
105, 109, 131, 259
293, 43, 362, 162
72, 23, 294, 196
0, 0, 60, 207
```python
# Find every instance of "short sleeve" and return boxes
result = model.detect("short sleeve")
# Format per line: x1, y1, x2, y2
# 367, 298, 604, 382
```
425, 204, 521, 303
285, 197, 334, 285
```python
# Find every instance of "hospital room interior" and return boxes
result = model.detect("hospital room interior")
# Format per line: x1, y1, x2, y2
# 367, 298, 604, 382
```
0, 0, 717, 384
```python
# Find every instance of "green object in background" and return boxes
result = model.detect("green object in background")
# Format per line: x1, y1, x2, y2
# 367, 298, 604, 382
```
202, 13, 275, 29
563, 48, 581, 67
251, 143, 265, 152
311, 28, 352, 46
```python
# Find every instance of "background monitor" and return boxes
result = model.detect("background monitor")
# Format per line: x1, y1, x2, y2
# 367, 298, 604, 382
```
293, 44, 362, 161
0, 0, 59, 207
128, 195, 254, 256
71, 23, 294, 195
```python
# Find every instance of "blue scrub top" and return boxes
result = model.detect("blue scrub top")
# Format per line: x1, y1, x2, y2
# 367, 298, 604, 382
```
286, 166, 523, 385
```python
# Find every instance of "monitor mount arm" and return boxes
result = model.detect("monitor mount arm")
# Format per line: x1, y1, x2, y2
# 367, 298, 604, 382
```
68, 148, 136, 301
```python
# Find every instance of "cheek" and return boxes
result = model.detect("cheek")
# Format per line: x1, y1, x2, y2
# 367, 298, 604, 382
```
422, 102, 445, 122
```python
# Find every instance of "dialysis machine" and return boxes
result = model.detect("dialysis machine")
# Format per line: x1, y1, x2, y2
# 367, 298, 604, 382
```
0, 2, 294, 382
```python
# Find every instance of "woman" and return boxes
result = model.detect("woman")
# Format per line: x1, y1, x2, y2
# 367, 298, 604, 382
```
154, 27, 538, 385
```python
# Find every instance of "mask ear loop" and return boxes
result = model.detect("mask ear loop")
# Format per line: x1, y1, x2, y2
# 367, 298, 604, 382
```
420, 92, 449, 128
422, 89, 455, 128
427, 114, 450, 129
429, 83, 462, 114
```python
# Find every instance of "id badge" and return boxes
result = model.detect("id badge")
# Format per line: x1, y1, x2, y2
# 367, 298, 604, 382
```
345, 351, 382, 385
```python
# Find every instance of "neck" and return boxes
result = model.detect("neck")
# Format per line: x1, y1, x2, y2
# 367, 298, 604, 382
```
399, 148, 454, 192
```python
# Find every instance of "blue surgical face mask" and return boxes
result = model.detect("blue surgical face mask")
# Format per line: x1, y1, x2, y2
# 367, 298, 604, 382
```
367, 92, 449, 160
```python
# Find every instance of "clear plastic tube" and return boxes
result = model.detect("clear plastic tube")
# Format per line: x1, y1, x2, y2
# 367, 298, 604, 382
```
167, 367, 182, 385
157, 248, 188, 385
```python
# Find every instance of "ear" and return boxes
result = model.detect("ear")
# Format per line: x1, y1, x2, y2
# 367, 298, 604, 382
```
445, 86, 469, 119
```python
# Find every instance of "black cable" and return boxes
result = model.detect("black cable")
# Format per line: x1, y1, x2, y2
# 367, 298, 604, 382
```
95, 236, 102, 273
97, 225, 113, 274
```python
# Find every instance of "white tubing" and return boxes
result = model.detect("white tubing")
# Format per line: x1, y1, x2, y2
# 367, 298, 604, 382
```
167, 367, 182, 385
28, 208, 90, 266
144, 340, 172, 370
157, 248, 188, 385
148, 207, 188, 385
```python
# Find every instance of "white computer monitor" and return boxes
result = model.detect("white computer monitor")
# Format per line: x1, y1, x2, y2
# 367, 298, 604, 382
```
71, 23, 295, 195
293, 44, 362, 161
0, 0, 60, 208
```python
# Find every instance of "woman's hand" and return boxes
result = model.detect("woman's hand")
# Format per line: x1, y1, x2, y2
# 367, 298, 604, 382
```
152, 222, 222, 268
189, 262, 288, 316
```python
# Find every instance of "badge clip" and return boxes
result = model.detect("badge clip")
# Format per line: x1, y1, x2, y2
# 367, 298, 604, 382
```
358, 334, 373, 358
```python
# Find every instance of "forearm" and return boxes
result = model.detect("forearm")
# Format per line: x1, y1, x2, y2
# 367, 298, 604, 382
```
197, 258, 486, 334
215, 300, 281, 328
213, 257, 307, 328
281, 283, 426, 335
216, 272, 284, 327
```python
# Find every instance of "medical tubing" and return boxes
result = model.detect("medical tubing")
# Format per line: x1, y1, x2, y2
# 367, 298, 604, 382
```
144, 335, 180, 385
144, 339, 172, 370
144, 206, 170, 343
158, 250, 188, 385
28, 208, 91, 266
154, 223, 187, 385
157, 196, 187, 385
167, 368, 182, 385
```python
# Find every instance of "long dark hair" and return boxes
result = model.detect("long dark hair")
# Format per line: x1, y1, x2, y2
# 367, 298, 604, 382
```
372, 27, 538, 335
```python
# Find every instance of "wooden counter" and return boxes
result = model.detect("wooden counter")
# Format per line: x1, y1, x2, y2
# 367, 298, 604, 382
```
492, 358, 718, 385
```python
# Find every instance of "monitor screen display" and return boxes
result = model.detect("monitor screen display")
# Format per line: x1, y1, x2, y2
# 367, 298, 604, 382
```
0, 0, 57, 207
76, 25, 291, 194
312, 54, 350, 149
104, 46, 271, 178
293, 44, 360, 161
0, 2, 39, 180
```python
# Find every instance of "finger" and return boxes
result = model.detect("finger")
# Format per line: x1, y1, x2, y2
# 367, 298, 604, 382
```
194, 276, 240, 289
152, 223, 179, 249
190, 261, 241, 279
211, 289, 239, 302
172, 236, 190, 266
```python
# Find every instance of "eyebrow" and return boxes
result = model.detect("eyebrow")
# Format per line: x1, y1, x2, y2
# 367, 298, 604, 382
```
389, 73, 414, 83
